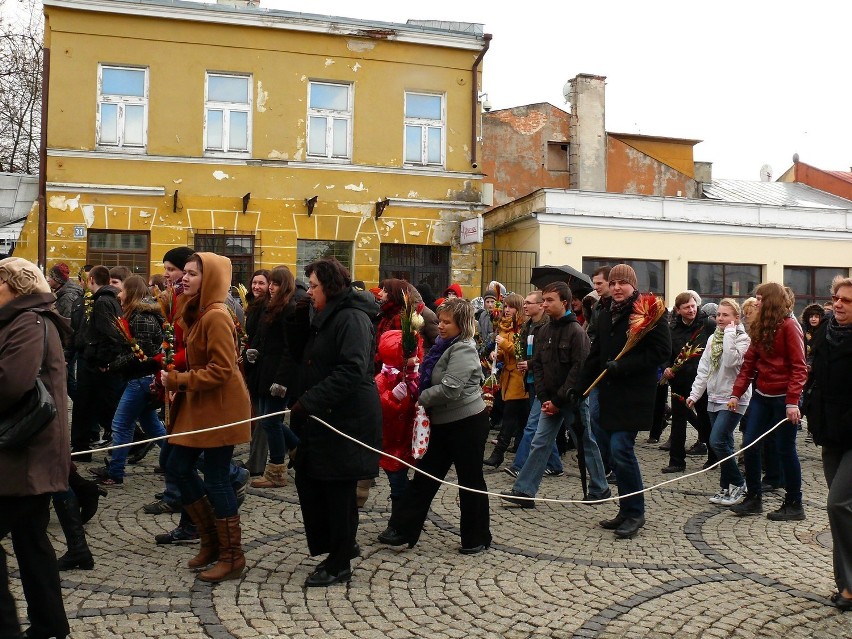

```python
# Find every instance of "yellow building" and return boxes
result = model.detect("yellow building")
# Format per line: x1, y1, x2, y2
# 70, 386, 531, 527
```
20, 0, 491, 294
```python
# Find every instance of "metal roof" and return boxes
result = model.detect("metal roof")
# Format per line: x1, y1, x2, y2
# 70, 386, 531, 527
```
824, 170, 852, 184
702, 179, 852, 209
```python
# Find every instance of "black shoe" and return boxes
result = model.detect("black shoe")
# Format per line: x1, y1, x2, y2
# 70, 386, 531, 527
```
57, 548, 95, 571
89, 466, 109, 479
459, 544, 488, 555
304, 566, 352, 587
614, 515, 645, 539
606, 471, 617, 485
761, 481, 782, 493
658, 439, 672, 451
317, 543, 361, 572
582, 488, 612, 504
599, 514, 626, 530
830, 592, 852, 611
378, 526, 411, 547
483, 448, 505, 467
661, 465, 686, 474
767, 500, 805, 521
646, 437, 659, 444
499, 489, 535, 508
503, 467, 519, 478
731, 493, 762, 516
127, 441, 155, 465
702, 460, 716, 470
143, 499, 180, 515
686, 442, 708, 456
155, 525, 199, 544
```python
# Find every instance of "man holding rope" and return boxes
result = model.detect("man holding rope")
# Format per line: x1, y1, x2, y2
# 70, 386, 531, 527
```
577, 264, 671, 539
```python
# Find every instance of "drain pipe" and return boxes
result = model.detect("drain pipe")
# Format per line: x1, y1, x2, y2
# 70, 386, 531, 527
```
470, 33, 492, 169
37, 46, 50, 270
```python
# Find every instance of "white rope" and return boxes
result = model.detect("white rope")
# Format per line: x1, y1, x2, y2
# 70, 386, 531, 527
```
76, 406, 790, 506
69, 410, 291, 457
307, 413, 792, 505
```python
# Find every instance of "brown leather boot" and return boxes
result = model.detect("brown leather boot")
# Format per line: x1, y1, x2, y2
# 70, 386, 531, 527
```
198, 515, 245, 583
250, 462, 287, 488
184, 497, 218, 569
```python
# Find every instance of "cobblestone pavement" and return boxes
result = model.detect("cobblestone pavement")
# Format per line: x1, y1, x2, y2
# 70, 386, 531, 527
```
6, 433, 852, 638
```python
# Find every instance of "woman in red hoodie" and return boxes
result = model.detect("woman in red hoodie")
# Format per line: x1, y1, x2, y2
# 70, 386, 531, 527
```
728, 282, 808, 520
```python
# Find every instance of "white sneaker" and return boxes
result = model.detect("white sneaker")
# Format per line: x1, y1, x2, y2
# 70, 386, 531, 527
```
718, 484, 746, 506
709, 488, 730, 504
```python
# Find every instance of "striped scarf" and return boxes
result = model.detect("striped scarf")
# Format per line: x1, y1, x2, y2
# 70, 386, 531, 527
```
709, 326, 724, 372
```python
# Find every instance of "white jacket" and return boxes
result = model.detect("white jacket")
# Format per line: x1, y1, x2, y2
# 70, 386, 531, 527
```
689, 324, 752, 412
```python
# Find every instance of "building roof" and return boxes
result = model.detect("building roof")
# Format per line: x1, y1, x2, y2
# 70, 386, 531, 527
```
43, 0, 487, 49
608, 132, 703, 146
703, 179, 852, 209
824, 170, 852, 184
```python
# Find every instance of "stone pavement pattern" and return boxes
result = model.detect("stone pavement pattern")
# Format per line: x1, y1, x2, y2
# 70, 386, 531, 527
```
6, 435, 852, 638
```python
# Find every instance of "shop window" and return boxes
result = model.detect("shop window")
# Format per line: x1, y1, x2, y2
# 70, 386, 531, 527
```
380, 244, 450, 293
87, 230, 150, 278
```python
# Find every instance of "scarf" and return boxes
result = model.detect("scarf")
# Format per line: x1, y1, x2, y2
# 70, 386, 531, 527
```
610, 290, 639, 324
418, 335, 459, 395
709, 326, 724, 372
826, 316, 852, 346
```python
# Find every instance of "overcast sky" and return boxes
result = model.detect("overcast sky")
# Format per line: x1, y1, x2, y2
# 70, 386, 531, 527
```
249, 0, 851, 181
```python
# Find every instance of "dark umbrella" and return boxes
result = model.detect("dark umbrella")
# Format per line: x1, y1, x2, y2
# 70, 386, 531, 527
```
530, 265, 594, 299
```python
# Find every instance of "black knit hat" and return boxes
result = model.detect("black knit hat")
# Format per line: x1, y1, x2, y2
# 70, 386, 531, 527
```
162, 246, 194, 271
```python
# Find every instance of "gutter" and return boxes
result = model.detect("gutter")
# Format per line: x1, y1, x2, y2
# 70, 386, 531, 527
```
470, 33, 492, 169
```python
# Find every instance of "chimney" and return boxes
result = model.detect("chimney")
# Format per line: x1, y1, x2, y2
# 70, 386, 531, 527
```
567, 74, 607, 192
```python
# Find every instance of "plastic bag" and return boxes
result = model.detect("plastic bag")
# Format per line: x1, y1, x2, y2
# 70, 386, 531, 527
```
411, 403, 430, 459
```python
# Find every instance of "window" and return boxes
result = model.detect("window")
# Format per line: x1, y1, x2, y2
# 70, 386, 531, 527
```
784, 266, 847, 316
307, 82, 352, 160
404, 92, 444, 166
380, 244, 450, 294
688, 262, 762, 305
296, 240, 354, 277
97, 65, 148, 150
547, 142, 569, 172
205, 73, 251, 154
582, 257, 666, 295
87, 231, 150, 278
193, 231, 256, 286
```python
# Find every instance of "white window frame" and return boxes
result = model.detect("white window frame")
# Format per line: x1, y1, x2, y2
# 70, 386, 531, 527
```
204, 72, 252, 156
404, 91, 445, 168
96, 64, 149, 152
306, 81, 353, 162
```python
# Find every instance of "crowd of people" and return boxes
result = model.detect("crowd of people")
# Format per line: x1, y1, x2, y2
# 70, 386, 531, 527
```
1, 252, 850, 637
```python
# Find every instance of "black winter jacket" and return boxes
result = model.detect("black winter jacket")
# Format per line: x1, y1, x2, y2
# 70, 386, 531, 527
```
81, 286, 124, 368
287, 288, 382, 480
246, 301, 296, 399
531, 312, 589, 408
668, 310, 715, 394
803, 321, 852, 450
578, 297, 671, 432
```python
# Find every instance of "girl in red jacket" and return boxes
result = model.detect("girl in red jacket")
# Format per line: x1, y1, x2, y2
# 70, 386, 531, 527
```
728, 282, 808, 520
375, 330, 421, 502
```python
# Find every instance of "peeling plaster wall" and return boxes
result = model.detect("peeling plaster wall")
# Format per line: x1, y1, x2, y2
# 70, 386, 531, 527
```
481, 104, 570, 208
607, 138, 698, 197
568, 75, 607, 192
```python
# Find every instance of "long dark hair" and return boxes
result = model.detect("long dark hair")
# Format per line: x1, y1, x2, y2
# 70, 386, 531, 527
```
381, 278, 412, 310
247, 269, 271, 312
265, 266, 296, 323
304, 257, 350, 298
751, 282, 789, 353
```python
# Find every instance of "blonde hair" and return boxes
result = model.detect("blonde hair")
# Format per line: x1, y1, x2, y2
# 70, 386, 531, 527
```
741, 297, 757, 315
832, 275, 852, 294
436, 297, 475, 340
718, 298, 741, 317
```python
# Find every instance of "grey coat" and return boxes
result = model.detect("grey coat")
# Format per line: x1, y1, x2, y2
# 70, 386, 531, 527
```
419, 337, 485, 424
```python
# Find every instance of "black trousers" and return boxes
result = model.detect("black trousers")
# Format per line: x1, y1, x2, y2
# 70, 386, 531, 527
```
495, 397, 530, 450
823, 446, 852, 595
295, 475, 358, 575
0, 494, 69, 638
70, 362, 123, 452
669, 393, 712, 467
389, 409, 492, 550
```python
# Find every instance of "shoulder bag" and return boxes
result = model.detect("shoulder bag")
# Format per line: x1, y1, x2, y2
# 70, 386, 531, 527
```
0, 315, 58, 449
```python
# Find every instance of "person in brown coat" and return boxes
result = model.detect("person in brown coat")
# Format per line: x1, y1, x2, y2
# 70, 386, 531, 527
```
162, 252, 251, 583
0, 257, 71, 639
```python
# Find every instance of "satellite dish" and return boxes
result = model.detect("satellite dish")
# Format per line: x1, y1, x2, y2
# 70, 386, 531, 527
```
759, 164, 772, 182
562, 79, 572, 105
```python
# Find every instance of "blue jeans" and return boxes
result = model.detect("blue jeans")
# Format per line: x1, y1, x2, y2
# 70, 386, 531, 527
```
743, 393, 801, 501
589, 388, 612, 472
107, 376, 166, 480
166, 445, 237, 518
708, 409, 744, 489
385, 468, 409, 502
510, 397, 562, 474
575, 397, 610, 497
598, 430, 644, 518
257, 394, 300, 465
160, 442, 247, 510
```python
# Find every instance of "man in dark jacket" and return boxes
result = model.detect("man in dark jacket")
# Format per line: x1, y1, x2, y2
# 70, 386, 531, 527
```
48, 262, 83, 395
578, 264, 671, 539
70, 265, 126, 460
501, 281, 605, 506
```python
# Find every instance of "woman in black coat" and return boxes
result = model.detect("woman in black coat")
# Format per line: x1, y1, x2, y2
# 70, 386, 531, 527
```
803, 275, 852, 610
287, 257, 382, 587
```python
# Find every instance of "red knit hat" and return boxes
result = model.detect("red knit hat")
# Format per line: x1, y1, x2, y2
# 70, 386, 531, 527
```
49, 262, 70, 283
